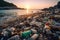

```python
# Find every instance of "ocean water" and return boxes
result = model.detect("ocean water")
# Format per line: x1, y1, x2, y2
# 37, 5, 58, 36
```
0, 9, 40, 15
0, 9, 40, 25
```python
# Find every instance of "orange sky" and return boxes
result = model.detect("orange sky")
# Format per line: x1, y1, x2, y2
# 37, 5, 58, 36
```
5, 0, 60, 9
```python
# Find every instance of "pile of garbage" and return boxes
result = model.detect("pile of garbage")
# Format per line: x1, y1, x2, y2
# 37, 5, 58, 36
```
0, 13, 60, 40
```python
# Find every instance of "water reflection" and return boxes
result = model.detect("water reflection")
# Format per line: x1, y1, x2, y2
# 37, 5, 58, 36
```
0, 9, 41, 24
27, 9, 29, 14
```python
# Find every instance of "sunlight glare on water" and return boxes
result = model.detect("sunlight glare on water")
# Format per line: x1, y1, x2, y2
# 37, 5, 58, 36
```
25, 4, 30, 14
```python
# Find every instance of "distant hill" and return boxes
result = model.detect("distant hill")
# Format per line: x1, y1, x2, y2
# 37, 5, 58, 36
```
0, 0, 25, 10
0, 0, 17, 7
42, 1, 60, 11
54, 1, 60, 8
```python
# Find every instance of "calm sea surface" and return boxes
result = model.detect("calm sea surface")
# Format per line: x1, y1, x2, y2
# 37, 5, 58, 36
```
0, 9, 40, 25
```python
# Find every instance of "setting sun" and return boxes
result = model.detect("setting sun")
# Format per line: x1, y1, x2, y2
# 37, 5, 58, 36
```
25, 4, 30, 13
25, 5, 30, 9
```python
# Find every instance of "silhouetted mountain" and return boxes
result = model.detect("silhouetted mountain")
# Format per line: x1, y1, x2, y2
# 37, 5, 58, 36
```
0, 0, 17, 8
54, 1, 60, 8
0, 0, 25, 10
42, 1, 60, 11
